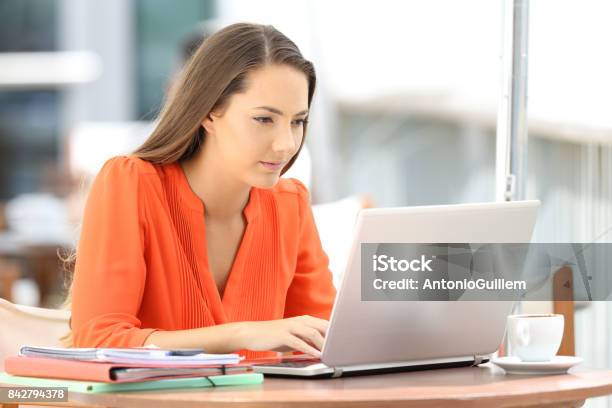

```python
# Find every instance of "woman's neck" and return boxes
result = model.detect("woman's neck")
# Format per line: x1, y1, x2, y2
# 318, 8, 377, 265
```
180, 147, 251, 222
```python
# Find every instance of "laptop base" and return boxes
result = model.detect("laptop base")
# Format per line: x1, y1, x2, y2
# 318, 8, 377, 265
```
253, 357, 488, 379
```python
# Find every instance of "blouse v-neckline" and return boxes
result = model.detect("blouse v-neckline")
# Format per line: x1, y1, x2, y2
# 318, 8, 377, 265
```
169, 161, 261, 322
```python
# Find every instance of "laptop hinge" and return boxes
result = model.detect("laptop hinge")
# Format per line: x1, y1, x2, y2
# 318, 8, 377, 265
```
472, 355, 485, 366
331, 367, 344, 378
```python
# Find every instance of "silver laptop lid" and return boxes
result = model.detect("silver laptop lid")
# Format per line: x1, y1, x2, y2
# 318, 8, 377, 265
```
322, 200, 540, 367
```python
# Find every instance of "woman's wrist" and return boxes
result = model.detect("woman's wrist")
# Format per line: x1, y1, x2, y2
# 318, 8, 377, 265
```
226, 321, 253, 351
143, 322, 249, 354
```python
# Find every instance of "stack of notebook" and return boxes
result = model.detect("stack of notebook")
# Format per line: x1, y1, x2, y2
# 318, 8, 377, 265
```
0, 345, 263, 393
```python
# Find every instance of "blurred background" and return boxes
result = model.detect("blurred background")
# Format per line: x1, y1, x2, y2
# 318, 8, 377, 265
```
0, 0, 611, 402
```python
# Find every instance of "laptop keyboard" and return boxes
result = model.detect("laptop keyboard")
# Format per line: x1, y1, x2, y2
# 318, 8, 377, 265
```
254, 358, 323, 368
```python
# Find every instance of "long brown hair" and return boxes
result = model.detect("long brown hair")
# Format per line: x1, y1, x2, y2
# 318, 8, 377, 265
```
133, 22, 316, 173
60, 22, 317, 346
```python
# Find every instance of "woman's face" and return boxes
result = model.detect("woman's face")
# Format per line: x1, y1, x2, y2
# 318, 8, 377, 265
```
202, 63, 309, 189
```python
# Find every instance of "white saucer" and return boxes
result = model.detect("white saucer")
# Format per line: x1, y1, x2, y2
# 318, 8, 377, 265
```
491, 356, 583, 375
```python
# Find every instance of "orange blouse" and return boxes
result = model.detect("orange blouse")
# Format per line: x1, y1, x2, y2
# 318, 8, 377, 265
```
70, 155, 336, 358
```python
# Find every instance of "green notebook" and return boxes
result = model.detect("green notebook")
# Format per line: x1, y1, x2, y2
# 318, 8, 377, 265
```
0, 371, 263, 393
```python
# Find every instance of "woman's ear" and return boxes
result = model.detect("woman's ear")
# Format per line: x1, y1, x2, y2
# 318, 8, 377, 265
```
201, 113, 214, 135
202, 109, 224, 135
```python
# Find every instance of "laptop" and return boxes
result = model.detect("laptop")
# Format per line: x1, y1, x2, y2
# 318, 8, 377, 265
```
252, 199, 541, 378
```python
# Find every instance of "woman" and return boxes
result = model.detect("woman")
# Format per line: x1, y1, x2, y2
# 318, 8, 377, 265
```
65, 22, 336, 359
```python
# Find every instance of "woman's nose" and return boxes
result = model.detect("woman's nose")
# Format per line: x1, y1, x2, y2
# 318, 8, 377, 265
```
272, 126, 298, 155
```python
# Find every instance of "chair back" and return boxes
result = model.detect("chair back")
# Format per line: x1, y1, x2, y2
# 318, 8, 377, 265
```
0, 297, 70, 371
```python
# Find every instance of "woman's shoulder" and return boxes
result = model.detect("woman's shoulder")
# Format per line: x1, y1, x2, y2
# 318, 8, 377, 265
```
265, 178, 313, 225
264, 178, 316, 238
268, 177, 310, 202
99, 155, 158, 177
90, 155, 163, 201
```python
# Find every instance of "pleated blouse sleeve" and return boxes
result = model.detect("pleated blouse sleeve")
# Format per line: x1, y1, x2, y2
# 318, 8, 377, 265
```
70, 156, 159, 347
283, 179, 337, 320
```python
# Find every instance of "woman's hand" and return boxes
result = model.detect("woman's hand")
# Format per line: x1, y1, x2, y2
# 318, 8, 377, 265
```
234, 315, 329, 357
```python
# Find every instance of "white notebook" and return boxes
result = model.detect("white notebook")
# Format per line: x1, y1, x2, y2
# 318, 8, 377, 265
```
19, 345, 242, 366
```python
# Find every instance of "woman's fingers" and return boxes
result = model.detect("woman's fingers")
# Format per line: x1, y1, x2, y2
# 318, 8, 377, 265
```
291, 325, 325, 351
298, 315, 330, 336
242, 317, 331, 356
285, 334, 322, 358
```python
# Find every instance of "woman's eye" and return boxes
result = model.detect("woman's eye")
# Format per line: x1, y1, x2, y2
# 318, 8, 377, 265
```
254, 117, 309, 126
292, 118, 309, 126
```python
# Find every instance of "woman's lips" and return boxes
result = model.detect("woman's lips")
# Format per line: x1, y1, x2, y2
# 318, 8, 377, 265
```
259, 161, 284, 171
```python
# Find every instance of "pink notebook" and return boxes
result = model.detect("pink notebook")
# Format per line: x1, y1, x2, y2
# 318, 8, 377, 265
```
4, 356, 247, 383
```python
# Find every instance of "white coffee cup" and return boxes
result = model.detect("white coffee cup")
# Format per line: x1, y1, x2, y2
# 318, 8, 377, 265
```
507, 314, 564, 362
